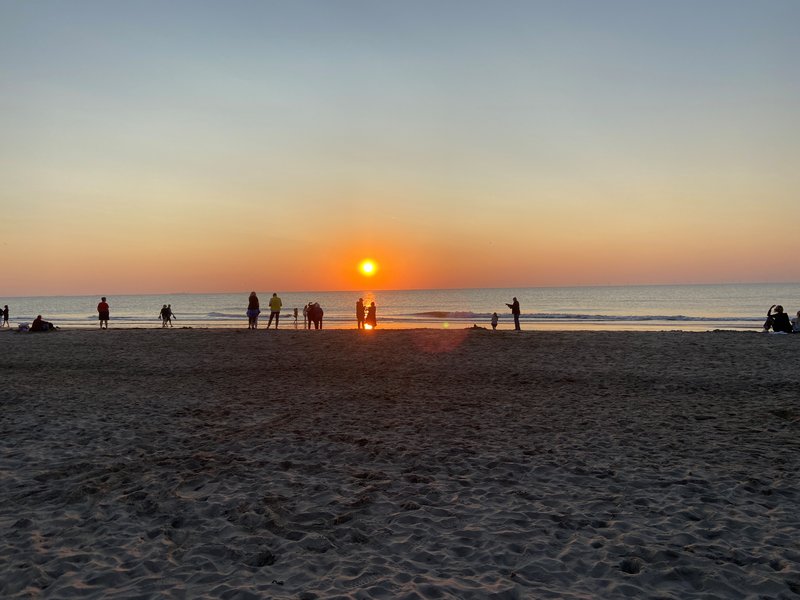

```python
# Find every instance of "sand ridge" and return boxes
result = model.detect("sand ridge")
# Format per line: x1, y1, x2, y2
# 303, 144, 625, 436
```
1, 329, 799, 598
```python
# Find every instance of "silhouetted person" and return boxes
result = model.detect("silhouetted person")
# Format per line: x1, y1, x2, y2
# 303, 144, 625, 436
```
309, 302, 324, 329
293, 307, 299, 329
166, 304, 176, 327
97, 297, 110, 330
247, 292, 260, 329
766, 305, 792, 333
30, 315, 54, 332
506, 297, 521, 330
2, 305, 8, 328
267, 293, 282, 329
491, 312, 499, 330
303, 303, 310, 329
793, 311, 800, 334
356, 298, 365, 329
159, 304, 169, 327
365, 302, 377, 329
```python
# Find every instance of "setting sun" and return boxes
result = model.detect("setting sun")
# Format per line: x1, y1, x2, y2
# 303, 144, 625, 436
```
359, 259, 377, 277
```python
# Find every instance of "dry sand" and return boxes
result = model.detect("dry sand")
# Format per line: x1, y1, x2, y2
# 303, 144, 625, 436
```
1, 328, 799, 599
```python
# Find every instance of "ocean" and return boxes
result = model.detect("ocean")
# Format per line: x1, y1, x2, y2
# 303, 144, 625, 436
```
2, 284, 798, 331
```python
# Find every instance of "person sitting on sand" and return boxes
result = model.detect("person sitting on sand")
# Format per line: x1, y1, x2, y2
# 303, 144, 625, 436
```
765, 305, 792, 334
247, 292, 260, 329
30, 315, 54, 332
792, 311, 800, 334
491, 312, 499, 330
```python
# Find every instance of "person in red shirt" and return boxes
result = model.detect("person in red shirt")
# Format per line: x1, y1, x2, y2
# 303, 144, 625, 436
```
97, 297, 110, 330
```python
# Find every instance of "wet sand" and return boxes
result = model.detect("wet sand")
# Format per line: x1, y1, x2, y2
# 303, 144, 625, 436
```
1, 328, 799, 599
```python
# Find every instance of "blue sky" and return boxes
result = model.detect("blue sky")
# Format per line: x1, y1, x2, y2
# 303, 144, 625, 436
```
2, 1, 798, 294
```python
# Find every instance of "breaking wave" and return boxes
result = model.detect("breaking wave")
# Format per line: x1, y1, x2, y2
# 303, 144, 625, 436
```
410, 311, 760, 323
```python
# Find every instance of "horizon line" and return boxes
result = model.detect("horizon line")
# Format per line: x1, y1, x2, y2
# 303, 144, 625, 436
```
4, 280, 800, 300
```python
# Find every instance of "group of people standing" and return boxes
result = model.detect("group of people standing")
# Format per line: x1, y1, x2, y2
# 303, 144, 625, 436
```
355, 298, 378, 329
246, 292, 325, 330
247, 291, 285, 329
764, 304, 800, 334
159, 304, 176, 327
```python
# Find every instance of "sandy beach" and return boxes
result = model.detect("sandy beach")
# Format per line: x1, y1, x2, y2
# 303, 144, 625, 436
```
1, 328, 799, 599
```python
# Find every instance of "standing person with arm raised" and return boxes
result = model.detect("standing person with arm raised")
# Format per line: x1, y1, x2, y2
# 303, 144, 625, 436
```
505, 297, 521, 331
767, 305, 792, 334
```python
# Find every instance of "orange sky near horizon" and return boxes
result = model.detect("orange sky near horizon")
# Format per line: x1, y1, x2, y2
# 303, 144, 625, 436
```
2, 2, 799, 297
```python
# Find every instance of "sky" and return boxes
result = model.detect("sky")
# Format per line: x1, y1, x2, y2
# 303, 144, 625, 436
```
1, 0, 798, 296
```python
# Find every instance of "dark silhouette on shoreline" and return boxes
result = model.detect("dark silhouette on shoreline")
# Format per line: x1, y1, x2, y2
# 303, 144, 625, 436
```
365, 301, 377, 329
307, 302, 324, 329
247, 292, 260, 329
356, 298, 364, 329
764, 304, 792, 333
97, 297, 109, 330
267, 293, 282, 329
506, 297, 520, 330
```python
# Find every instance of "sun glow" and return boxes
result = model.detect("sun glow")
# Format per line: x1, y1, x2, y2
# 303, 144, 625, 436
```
359, 259, 377, 277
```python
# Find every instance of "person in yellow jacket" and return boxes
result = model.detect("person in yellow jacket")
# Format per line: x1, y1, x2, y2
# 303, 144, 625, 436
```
267, 293, 282, 329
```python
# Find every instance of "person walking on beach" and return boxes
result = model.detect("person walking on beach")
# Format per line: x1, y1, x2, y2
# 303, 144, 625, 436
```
166, 304, 176, 327
302, 303, 309, 329
159, 304, 169, 327
365, 301, 377, 329
247, 292, 260, 329
97, 297, 110, 330
491, 312, 499, 330
293, 307, 299, 328
506, 297, 521, 330
2, 305, 8, 328
267, 293, 282, 329
356, 298, 365, 329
